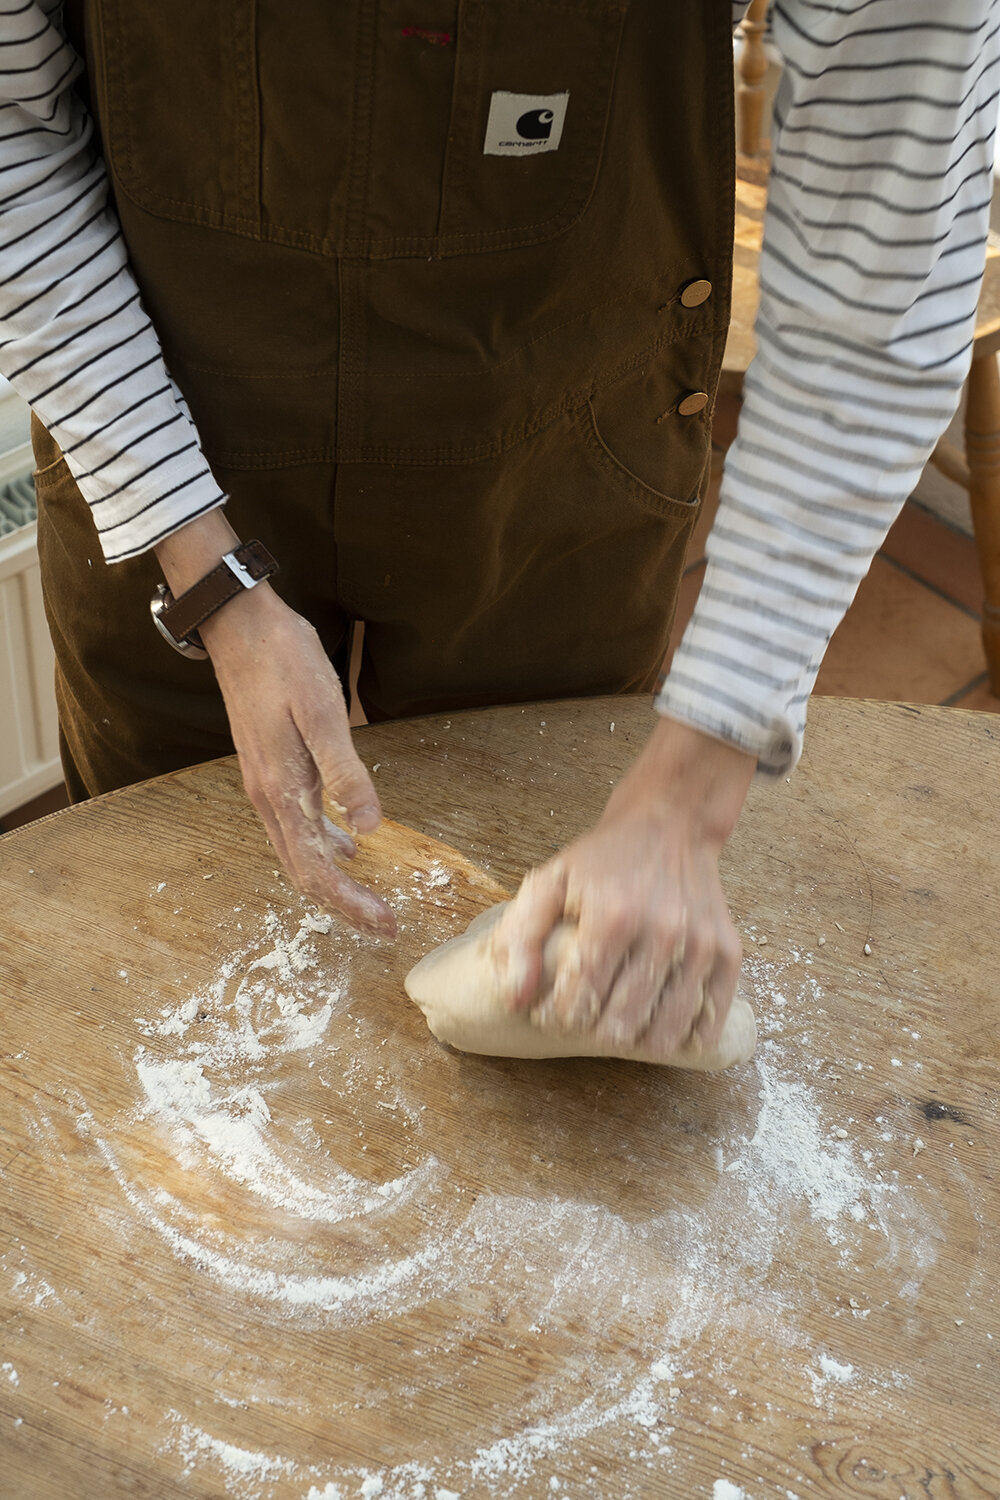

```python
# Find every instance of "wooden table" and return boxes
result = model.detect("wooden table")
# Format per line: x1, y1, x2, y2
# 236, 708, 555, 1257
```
1, 696, 998, 1499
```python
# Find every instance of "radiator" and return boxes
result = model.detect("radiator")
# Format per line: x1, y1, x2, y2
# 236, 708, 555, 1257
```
0, 442, 61, 818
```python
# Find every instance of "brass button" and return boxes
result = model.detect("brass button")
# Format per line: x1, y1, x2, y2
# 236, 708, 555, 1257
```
680, 279, 712, 309
677, 391, 709, 417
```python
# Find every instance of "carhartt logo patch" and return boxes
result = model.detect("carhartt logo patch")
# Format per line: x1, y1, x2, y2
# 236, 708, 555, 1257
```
483, 91, 569, 156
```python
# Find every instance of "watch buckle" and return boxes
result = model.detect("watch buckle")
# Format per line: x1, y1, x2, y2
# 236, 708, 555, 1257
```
222, 550, 260, 589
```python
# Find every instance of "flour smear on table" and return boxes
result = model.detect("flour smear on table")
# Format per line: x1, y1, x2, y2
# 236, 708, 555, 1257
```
14, 866, 949, 1500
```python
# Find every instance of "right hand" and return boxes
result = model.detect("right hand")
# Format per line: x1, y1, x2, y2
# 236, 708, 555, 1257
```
156, 512, 395, 937
488, 714, 755, 1054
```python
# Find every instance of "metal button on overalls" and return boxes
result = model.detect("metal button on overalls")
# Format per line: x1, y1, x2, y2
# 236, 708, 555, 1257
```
680, 279, 714, 309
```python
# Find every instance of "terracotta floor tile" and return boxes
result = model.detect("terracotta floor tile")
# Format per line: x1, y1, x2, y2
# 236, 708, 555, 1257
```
948, 675, 1000, 713
814, 555, 985, 704
880, 501, 984, 617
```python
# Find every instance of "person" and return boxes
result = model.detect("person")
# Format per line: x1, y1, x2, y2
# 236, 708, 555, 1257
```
2, 0, 997, 1056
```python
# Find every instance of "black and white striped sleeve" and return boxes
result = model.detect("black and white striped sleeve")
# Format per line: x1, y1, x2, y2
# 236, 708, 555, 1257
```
660, 0, 1000, 774
0, 0, 225, 562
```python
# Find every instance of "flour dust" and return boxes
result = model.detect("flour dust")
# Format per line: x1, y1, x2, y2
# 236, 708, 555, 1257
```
46, 891, 947, 1499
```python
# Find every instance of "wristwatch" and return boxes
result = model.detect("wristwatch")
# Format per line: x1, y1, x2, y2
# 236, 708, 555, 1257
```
150, 539, 279, 658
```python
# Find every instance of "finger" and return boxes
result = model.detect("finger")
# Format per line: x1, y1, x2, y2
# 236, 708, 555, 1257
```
591, 941, 671, 1048
295, 673, 382, 835
281, 792, 397, 936
642, 934, 716, 1058
545, 900, 646, 1032
297, 773, 357, 859
489, 864, 570, 1010
532, 931, 603, 1033
242, 742, 395, 937
695, 935, 742, 1047
252, 781, 294, 872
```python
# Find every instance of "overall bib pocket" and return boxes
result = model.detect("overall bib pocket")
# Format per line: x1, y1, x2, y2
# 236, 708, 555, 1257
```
97, 0, 264, 236
433, 0, 628, 254
93, 0, 628, 258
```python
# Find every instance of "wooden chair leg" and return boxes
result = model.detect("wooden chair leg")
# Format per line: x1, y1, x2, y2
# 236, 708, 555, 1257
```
736, 0, 771, 183
965, 351, 1000, 695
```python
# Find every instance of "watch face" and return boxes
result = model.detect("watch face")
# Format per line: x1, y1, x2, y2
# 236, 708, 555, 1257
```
150, 584, 209, 659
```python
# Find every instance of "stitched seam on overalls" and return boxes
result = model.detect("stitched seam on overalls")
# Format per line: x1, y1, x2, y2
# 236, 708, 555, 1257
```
203, 304, 728, 469
357, 281, 730, 384
233, 0, 260, 226
347, 313, 727, 463
180, 364, 339, 379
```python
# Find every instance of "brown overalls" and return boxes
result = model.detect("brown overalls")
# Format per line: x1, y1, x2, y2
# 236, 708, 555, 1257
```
36, 0, 734, 799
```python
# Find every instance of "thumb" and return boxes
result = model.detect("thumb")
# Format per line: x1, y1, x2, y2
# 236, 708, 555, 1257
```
296, 697, 382, 835
490, 863, 569, 1010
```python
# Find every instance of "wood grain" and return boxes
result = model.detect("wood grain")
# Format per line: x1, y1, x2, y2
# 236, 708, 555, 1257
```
1, 696, 998, 1499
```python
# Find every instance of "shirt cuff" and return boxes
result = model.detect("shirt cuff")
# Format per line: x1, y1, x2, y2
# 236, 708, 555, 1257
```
654, 679, 801, 778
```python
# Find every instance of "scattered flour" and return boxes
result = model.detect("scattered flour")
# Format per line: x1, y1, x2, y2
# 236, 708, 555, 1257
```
8, 1267, 58, 1309
724, 1057, 873, 1238
128, 907, 441, 1241
167, 1415, 297, 1493
69, 921, 938, 1500
813, 1353, 856, 1389
2, 1362, 18, 1385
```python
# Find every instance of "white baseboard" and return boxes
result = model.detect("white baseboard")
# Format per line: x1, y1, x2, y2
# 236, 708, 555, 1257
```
0, 518, 62, 819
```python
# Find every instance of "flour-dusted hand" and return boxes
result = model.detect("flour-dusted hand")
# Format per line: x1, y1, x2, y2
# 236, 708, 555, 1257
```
156, 511, 396, 937
490, 717, 756, 1054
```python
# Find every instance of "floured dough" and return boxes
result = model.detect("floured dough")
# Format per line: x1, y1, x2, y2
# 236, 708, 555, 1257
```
405, 902, 756, 1071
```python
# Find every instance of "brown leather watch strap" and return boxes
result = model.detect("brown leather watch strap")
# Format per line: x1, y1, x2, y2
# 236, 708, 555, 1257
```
155, 540, 278, 652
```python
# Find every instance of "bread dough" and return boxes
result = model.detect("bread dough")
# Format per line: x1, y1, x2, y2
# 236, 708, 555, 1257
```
404, 902, 756, 1071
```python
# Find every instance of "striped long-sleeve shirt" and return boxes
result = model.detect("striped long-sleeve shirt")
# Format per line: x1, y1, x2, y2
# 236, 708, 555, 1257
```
660, 0, 1000, 772
1, 0, 998, 775
0, 0, 225, 554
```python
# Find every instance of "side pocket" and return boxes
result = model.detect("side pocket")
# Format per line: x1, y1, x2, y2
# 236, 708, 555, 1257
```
580, 351, 713, 522
30, 413, 72, 490
31, 456, 70, 487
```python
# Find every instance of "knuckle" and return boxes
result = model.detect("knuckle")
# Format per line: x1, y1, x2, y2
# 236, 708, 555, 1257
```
721, 930, 744, 970
595, 902, 633, 947
517, 863, 560, 906
651, 901, 684, 943
681, 927, 711, 972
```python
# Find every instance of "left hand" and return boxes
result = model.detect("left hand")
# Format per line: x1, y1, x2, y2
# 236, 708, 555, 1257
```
488, 716, 756, 1055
